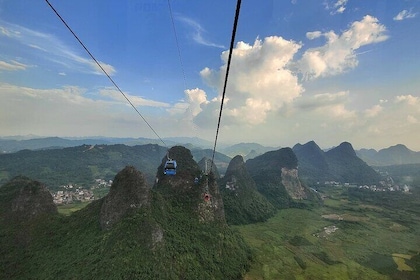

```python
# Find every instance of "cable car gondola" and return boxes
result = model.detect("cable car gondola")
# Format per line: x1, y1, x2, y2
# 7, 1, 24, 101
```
164, 159, 177, 175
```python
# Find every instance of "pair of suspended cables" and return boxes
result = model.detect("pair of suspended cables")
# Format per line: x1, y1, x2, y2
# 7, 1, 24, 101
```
46, 0, 242, 173
209, 0, 242, 174
45, 0, 167, 148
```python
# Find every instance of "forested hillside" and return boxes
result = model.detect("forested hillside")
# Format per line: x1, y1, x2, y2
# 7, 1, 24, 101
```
0, 146, 251, 279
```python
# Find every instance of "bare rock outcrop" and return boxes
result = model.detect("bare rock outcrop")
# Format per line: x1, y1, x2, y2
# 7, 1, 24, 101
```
281, 167, 308, 199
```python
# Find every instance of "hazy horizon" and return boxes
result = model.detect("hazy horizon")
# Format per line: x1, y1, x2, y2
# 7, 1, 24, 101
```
1, 1, 419, 150
1, 134, 419, 152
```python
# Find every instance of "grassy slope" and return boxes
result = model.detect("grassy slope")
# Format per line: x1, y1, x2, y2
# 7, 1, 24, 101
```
237, 187, 420, 280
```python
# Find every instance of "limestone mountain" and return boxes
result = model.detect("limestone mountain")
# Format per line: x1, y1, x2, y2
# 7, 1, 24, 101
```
100, 166, 151, 230
219, 155, 276, 225
220, 142, 278, 160
0, 176, 58, 271
294, 141, 381, 185
293, 141, 329, 184
191, 148, 231, 175
0, 146, 252, 279
155, 146, 225, 224
325, 142, 381, 184
0, 176, 57, 223
246, 148, 314, 209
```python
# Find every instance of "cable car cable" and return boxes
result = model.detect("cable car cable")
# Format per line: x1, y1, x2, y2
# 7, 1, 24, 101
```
45, 0, 167, 148
167, 0, 187, 90
210, 0, 242, 174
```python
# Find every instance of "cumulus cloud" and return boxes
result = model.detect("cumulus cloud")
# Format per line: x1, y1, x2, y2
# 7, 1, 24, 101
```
195, 36, 303, 126
0, 20, 116, 75
297, 15, 388, 79
169, 16, 393, 144
393, 9, 417, 21
0, 60, 29, 71
395, 94, 419, 106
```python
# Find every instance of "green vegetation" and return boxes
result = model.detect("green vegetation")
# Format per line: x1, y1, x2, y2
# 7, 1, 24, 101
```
236, 185, 420, 279
221, 189, 276, 225
218, 155, 276, 225
0, 148, 252, 279
0, 144, 168, 189
57, 201, 91, 215
1, 191, 252, 279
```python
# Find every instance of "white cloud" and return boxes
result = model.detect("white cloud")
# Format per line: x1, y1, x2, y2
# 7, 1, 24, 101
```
364, 104, 383, 118
0, 20, 116, 75
297, 15, 388, 79
98, 87, 170, 108
295, 91, 349, 110
324, 0, 348, 15
195, 36, 303, 126
393, 9, 417, 21
176, 16, 225, 49
306, 31, 322, 40
0, 25, 20, 38
0, 60, 28, 71
0, 83, 173, 138
395, 94, 419, 106
407, 115, 418, 124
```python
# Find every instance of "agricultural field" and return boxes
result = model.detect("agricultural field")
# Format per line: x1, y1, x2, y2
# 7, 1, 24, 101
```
57, 201, 91, 216
237, 186, 420, 280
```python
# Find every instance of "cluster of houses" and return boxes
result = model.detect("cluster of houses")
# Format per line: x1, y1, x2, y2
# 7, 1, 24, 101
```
322, 181, 411, 193
313, 225, 339, 239
51, 179, 113, 205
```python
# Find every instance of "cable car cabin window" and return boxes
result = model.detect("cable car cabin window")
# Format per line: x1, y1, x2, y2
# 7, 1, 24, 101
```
165, 162, 175, 169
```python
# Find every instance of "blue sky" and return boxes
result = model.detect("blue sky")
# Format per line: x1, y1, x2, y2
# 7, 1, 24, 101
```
1, 0, 420, 151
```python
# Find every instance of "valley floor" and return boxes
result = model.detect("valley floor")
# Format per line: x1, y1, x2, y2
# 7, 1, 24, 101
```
237, 187, 420, 280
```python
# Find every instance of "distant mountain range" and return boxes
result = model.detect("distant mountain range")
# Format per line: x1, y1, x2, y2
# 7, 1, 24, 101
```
356, 144, 420, 166
2, 136, 419, 167
0, 136, 214, 153
219, 142, 279, 160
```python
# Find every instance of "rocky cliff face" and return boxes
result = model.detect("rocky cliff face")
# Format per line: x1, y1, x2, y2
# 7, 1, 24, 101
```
1, 176, 57, 222
100, 166, 150, 230
281, 167, 307, 200
197, 174, 225, 223
246, 148, 313, 208
197, 157, 220, 179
